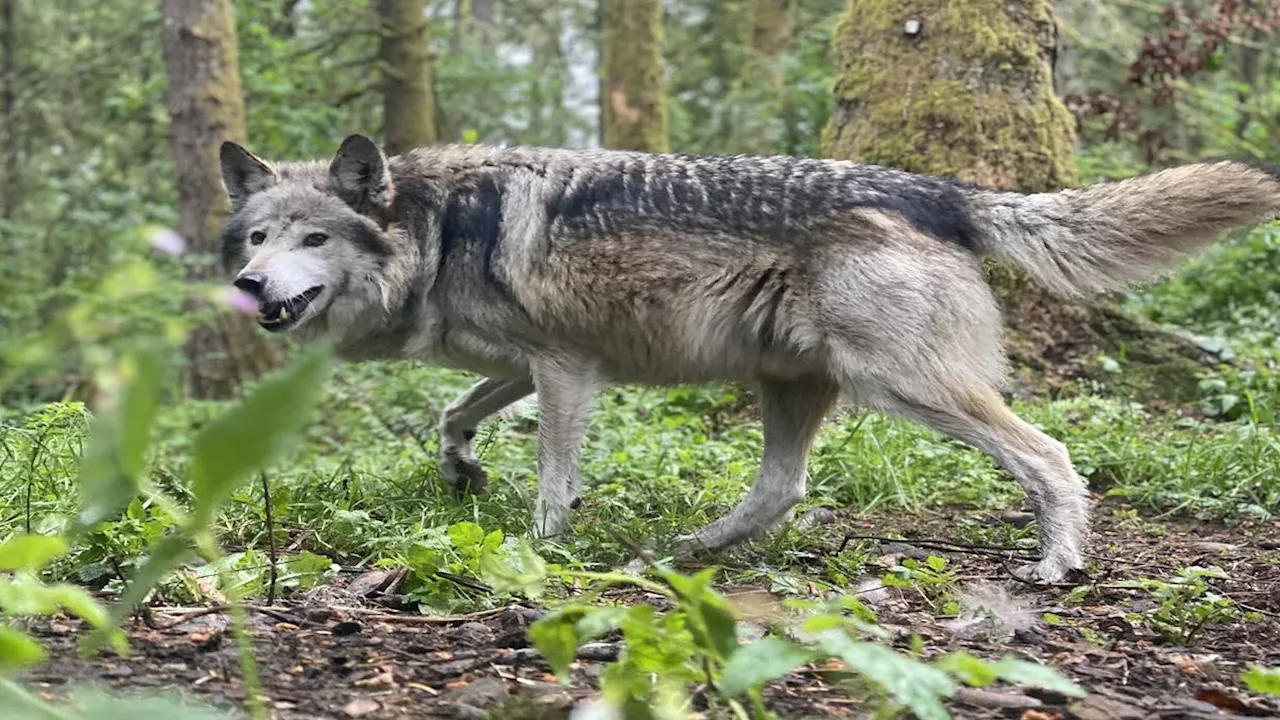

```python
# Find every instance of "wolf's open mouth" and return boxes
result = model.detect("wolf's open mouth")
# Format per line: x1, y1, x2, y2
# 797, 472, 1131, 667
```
258, 286, 324, 332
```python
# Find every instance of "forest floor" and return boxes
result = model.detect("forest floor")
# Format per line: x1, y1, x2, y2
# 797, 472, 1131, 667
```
20, 499, 1280, 720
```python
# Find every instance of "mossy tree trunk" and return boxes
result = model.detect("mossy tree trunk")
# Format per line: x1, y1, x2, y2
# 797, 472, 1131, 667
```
162, 0, 285, 399
822, 0, 1215, 404
379, 0, 438, 155
600, 0, 668, 152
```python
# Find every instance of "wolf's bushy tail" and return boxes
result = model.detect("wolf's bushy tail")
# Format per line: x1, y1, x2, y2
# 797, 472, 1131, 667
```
966, 162, 1280, 297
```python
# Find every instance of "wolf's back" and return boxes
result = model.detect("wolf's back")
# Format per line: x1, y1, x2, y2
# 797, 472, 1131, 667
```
962, 163, 1280, 297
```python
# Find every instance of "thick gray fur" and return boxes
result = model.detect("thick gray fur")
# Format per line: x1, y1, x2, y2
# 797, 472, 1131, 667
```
219, 136, 1280, 583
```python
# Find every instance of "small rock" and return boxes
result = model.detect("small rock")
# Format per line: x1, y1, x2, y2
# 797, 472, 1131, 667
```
346, 567, 406, 598
343, 697, 380, 717
452, 621, 496, 646
442, 677, 508, 709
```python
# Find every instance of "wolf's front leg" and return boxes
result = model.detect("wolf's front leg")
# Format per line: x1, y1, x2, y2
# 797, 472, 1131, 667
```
437, 377, 535, 496
528, 357, 599, 539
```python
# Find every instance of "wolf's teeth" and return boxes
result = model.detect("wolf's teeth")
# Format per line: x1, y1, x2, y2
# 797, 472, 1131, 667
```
278, 307, 289, 320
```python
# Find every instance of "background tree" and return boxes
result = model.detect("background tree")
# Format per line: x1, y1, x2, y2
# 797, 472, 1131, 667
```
162, 0, 284, 399
379, 0, 438, 154
823, 0, 1219, 403
599, 0, 667, 151
2, 0, 17, 219
737, 0, 792, 153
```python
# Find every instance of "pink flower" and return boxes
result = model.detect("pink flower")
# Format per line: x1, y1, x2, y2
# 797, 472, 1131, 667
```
149, 227, 188, 256
222, 287, 260, 316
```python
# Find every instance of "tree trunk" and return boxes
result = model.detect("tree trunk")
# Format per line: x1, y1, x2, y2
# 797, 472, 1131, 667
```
748, 0, 791, 68
822, 0, 1215, 404
2, 0, 17, 220
600, 0, 668, 152
735, 0, 792, 155
162, 0, 285, 399
380, 0, 438, 155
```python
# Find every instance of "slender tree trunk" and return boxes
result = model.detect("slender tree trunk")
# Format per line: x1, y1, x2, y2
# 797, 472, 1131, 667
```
748, 0, 791, 69
2, 0, 17, 219
823, 0, 1214, 403
600, 0, 667, 152
529, 4, 568, 147
380, 0, 438, 155
162, 0, 285, 399
736, 0, 792, 154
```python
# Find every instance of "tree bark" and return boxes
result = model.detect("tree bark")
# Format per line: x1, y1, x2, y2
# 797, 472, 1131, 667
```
162, 0, 285, 399
380, 0, 438, 155
600, 0, 668, 152
2, 0, 17, 220
748, 0, 791, 68
823, 0, 1214, 403
735, 0, 792, 155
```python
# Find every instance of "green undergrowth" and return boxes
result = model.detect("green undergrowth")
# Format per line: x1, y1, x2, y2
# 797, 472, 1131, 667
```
5, 357, 1278, 610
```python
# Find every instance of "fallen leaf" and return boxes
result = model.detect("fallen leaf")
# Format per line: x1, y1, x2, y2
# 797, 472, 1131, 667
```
355, 671, 395, 690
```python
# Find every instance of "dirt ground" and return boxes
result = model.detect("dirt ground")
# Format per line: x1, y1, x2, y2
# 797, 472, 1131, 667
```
19, 501, 1280, 719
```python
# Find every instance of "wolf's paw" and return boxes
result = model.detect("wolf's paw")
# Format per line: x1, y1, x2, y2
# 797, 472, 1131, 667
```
1013, 553, 1087, 585
438, 453, 488, 497
671, 533, 716, 560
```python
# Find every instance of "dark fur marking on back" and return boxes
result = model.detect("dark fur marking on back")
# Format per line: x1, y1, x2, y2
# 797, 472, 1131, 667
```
440, 174, 507, 291
551, 152, 981, 250
1259, 164, 1280, 182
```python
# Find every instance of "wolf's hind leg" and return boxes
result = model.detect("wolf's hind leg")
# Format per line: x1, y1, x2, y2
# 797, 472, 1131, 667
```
676, 375, 839, 553
871, 378, 1090, 583
438, 377, 535, 496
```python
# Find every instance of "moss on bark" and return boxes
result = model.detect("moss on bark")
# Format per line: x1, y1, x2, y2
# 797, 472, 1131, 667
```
822, 0, 1216, 405
601, 0, 668, 152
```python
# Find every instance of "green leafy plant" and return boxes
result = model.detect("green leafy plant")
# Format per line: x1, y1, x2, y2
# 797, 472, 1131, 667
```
0, 342, 333, 719
485, 543, 1083, 719
1117, 566, 1243, 644
1242, 665, 1280, 697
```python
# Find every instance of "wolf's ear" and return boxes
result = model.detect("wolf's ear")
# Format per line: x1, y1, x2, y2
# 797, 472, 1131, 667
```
329, 134, 394, 213
220, 142, 278, 208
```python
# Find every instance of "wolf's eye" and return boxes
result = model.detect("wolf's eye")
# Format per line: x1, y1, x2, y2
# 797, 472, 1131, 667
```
249, 231, 266, 246
303, 232, 329, 248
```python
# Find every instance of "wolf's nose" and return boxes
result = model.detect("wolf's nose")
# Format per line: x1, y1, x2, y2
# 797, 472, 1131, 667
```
233, 272, 267, 297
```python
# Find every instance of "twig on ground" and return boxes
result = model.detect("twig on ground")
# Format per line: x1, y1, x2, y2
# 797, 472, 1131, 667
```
838, 533, 1040, 559
261, 472, 278, 606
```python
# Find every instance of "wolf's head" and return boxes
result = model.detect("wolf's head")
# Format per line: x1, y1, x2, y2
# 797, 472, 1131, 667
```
218, 135, 417, 341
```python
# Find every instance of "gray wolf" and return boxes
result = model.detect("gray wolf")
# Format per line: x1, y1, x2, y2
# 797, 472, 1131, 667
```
218, 134, 1280, 582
